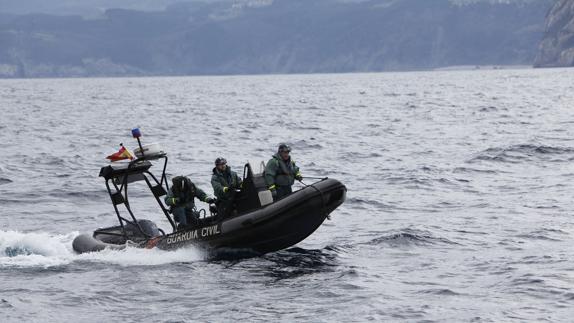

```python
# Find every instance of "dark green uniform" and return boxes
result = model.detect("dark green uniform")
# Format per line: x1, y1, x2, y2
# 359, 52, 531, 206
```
165, 176, 211, 228
265, 153, 301, 200
211, 166, 242, 218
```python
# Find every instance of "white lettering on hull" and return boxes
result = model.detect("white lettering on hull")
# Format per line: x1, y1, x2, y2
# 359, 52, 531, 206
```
165, 225, 221, 245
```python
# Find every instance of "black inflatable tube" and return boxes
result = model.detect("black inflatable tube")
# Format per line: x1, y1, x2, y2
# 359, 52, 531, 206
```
72, 233, 126, 253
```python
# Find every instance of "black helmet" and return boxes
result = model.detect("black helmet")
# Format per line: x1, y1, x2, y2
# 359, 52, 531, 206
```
215, 157, 227, 166
278, 143, 291, 153
172, 176, 193, 193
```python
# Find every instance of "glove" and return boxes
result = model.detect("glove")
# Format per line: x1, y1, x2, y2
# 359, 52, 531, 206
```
223, 187, 229, 193
295, 172, 303, 181
269, 185, 277, 197
169, 197, 180, 205
206, 197, 216, 204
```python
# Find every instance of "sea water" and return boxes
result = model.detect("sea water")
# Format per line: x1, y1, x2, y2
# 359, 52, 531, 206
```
1, 68, 574, 321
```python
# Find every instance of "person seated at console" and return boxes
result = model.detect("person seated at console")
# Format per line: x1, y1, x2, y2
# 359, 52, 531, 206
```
211, 157, 242, 219
165, 176, 215, 229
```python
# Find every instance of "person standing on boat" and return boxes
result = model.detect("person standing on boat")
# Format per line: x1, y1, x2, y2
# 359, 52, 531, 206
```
211, 157, 242, 219
265, 143, 302, 200
165, 176, 215, 229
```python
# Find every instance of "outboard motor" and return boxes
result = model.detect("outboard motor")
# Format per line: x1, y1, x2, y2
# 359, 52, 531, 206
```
235, 163, 274, 214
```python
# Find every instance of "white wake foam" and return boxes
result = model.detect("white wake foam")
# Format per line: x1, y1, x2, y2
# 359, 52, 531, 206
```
77, 244, 205, 266
0, 230, 205, 268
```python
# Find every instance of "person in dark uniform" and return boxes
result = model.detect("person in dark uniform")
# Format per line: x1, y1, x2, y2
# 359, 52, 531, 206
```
265, 143, 302, 200
211, 157, 242, 219
165, 176, 215, 229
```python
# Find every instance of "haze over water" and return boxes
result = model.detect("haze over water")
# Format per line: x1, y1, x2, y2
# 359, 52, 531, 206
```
1, 68, 573, 321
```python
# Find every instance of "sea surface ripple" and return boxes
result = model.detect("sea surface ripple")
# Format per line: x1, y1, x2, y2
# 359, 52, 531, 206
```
1, 68, 574, 322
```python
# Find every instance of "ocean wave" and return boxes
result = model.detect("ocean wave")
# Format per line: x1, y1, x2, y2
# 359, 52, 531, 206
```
290, 139, 324, 150
468, 144, 574, 164
504, 272, 574, 306
346, 197, 395, 210
514, 228, 568, 242
364, 228, 459, 247
0, 177, 12, 185
508, 255, 565, 266
256, 247, 340, 280
27, 154, 69, 167
340, 151, 382, 160
0, 299, 13, 309
0, 189, 108, 204
385, 175, 463, 189
514, 234, 561, 242
322, 244, 349, 254
452, 167, 498, 174
509, 274, 545, 286
265, 247, 339, 268
46, 189, 108, 201
417, 288, 461, 296
478, 106, 500, 112
385, 176, 433, 187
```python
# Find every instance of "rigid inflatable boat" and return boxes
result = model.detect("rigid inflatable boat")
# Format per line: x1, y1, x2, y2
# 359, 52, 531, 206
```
73, 133, 346, 255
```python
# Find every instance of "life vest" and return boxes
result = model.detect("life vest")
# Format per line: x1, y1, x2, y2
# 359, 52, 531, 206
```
274, 155, 296, 186
212, 167, 240, 200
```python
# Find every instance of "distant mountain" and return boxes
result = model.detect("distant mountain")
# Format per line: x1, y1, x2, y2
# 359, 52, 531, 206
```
0, 0, 198, 17
535, 0, 574, 67
0, 0, 554, 78
0, 0, 252, 17
0, 0, 540, 16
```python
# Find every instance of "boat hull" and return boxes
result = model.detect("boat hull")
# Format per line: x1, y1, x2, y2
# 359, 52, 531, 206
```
73, 178, 346, 255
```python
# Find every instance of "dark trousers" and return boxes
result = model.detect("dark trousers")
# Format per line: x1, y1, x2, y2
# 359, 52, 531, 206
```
274, 185, 293, 201
172, 207, 198, 227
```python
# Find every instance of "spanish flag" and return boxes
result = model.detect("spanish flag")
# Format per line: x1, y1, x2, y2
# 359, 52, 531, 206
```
106, 144, 134, 162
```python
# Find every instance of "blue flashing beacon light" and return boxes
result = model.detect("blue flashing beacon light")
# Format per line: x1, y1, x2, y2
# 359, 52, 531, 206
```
132, 128, 142, 138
